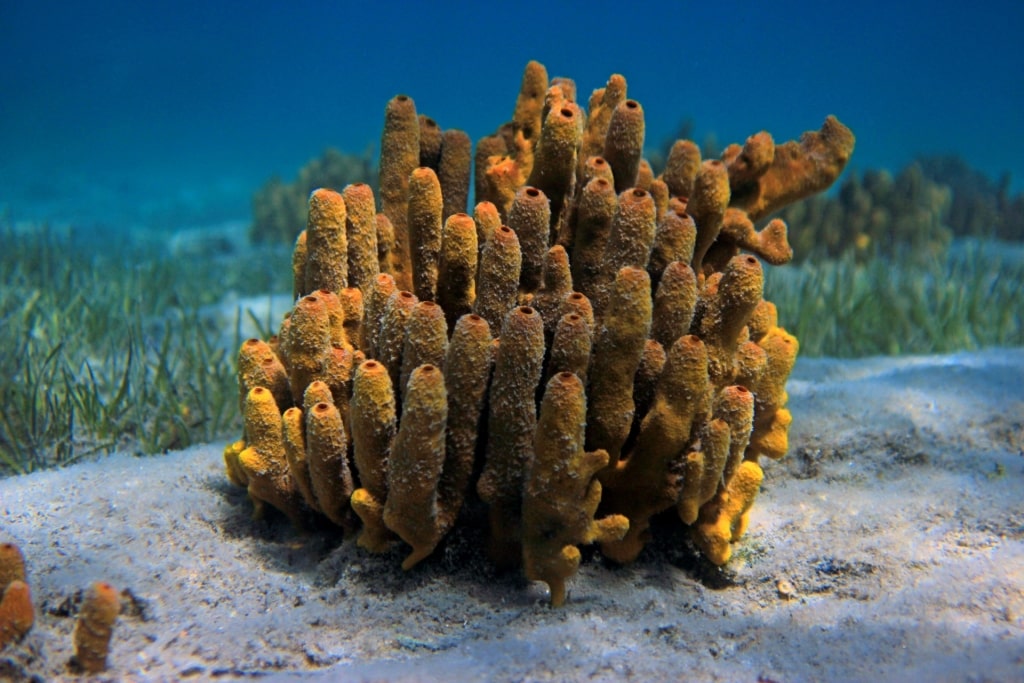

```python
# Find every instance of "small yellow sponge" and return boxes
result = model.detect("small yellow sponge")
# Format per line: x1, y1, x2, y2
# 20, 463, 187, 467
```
72, 581, 120, 674
0, 580, 33, 651
0, 542, 33, 651
693, 461, 765, 565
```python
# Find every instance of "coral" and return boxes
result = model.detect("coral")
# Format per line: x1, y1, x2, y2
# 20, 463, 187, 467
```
224, 61, 853, 605
72, 581, 120, 674
0, 542, 33, 651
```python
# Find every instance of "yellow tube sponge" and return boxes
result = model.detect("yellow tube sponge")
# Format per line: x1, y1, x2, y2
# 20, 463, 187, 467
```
604, 99, 645, 193
478, 305, 546, 568
527, 103, 581, 231
0, 580, 32, 651
752, 408, 793, 463
728, 116, 856, 222
222, 60, 854, 599
512, 60, 549, 146
508, 186, 551, 292
237, 338, 290, 416
419, 114, 442, 169
473, 200, 501, 258
438, 128, 472, 221
349, 360, 398, 553
384, 364, 449, 570
631, 340, 668, 444
343, 182, 380, 295
606, 188, 658, 273
591, 188, 656, 317
696, 254, 764, 385
408, 166, 444, 302
747, 299, 778, 343
600, 335, 710, 563
662, 139, 702, 199
530, 245, 573, 336
579, 155, 616, 188
237, 387, 304, 526
482, 154, 527, 223
547, 311, 593, 385
377, 289, 419, 396
284, 293, 333, 404
747, 326, 799, 460
304, 188, 348, 295
715, 385, 756, 487
72, 581, 120, 674
439, 314, 494, 531
651, 261, 698, 351
523, 372, 628, 606
281, 406, 317, 513
559, 156, 613, 250
304, 390, 355, 531
437, 213, 478, 329
223, 440, 247, 488
474, 135, 507, 213
677, 418, 731, 526
291, 229, 307, 301
689, 160, 731, 275
473, 224, 522, 332
649, 177, 669, 222
0, 542, 26, 592
586, 266, 652, 466
399, 301, 448, 401
338, 287, 365, 353
570, 176, 618, 298
580, 73, 626, 168
364, 272, 397, 358
724, 131, 776, 187
677, 451, 706, 527
649, 209, 697, 288
693, 460, 764, 565
312, 288, 349, 351
375, 213, 395, 277
0, 542, 32, 651
379, 94, 420, 291
318, 344, 356, 411
708, 208, 793, 269
559, 290, 595, 330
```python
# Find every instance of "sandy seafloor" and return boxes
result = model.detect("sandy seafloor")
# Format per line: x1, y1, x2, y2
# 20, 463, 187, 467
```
1, 348, 1022, 682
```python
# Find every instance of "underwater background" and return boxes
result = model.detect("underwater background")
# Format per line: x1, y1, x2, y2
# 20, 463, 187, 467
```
2, 0, 1023, 229
1, 5, 1024, 680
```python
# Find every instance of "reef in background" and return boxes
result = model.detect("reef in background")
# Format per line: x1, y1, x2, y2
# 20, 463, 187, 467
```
223, 61, 853, 605
251, 148, 376, 244
917, 154, 1024, 241
778, 162, 952, 262
776, 156, 1024, 262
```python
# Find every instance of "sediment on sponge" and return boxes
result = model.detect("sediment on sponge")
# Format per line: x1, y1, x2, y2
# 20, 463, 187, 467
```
223, 60, 854, 605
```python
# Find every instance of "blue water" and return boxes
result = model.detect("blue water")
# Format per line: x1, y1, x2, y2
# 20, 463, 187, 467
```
2, 0, 1022, 229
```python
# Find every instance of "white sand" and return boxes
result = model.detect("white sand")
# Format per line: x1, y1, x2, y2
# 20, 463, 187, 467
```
2, 349, 1022, 682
